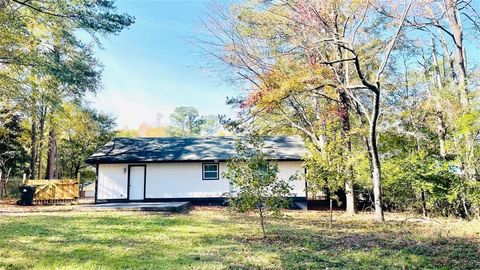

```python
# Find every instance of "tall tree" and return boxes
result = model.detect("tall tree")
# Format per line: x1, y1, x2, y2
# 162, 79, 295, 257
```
0, 0, 134, 179
199, 0, 414, 221
57, 103, 116, 179
201, 115, 223, 136
368, 0, 480, 218
168, 106, 206, 137
0, 106, 27, 181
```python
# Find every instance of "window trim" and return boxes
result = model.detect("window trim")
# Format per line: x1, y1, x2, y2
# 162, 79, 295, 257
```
202, 162, 219, 180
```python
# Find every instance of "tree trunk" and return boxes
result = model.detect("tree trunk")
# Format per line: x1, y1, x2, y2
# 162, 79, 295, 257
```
333, 11, 356, 213
337, 89, 356, 214
369, 91, 384, 222
435, 28, 457, 84
421, 190, 427, 218
338, 95, 356, 214
446, 0, 469, 106
445, 0, 476, 215
329, 196, 333, 229
361, 119, 374, 180
30, 117, 37, 179
430, 40, 448, 158
37, 106, 47, 179
258, 206, 266, 238
73, 163, 81, 179
345, 181, 356, 214
435, 111, 447, 158
461, 181, 471, 219
45, 128, 58, 179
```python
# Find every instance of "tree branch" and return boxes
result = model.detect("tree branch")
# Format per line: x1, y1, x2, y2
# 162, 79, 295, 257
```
12, 0, 75, 18
376, 0, 413, 82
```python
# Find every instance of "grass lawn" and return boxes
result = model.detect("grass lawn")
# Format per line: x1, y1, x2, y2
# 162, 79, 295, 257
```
0, 208, 479, 270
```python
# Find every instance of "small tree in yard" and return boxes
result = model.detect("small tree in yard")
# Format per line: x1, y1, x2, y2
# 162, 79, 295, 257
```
305, 137, 348, 229
223, 135, 292, 238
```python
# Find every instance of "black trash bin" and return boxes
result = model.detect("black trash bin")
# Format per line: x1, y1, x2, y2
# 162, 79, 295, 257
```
17, 185, 36, 206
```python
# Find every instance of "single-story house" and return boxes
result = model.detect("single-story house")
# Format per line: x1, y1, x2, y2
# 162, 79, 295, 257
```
85, 136, 307, 205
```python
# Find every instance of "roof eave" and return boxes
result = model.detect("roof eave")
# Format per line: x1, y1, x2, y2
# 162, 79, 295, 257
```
85, 157, 304, 165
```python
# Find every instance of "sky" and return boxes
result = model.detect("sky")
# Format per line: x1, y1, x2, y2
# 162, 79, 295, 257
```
85, 0, 236, 129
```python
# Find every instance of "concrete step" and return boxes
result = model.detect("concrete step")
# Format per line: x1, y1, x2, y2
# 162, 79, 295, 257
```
78, 202, 191, 212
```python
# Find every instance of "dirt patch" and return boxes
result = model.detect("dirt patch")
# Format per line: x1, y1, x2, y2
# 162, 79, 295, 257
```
0, 200, 82, 215
0, 203, 75, 214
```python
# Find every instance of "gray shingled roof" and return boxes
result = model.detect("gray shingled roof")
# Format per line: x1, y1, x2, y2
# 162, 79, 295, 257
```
85, 136, 306, 164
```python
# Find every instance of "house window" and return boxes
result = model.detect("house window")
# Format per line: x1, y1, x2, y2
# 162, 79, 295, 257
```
203, 163, 219, 180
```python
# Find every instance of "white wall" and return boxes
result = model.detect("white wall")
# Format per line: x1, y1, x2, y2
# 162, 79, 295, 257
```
278, 161, 306, 197
97, 164, 128, 200
96, 161, 306, 200
145, 162, 230, 198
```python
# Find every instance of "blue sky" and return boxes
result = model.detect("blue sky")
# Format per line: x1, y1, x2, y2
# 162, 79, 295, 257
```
86, 0, 235, 129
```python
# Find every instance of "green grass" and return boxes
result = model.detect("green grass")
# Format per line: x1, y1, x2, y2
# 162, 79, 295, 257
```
0, 209, 479, 270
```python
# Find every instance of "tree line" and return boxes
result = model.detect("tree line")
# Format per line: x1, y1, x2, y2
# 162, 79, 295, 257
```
117, 107, 224, 138
0, 0, 133, 186
199, 0, 480, 220
1, 0, 479, 221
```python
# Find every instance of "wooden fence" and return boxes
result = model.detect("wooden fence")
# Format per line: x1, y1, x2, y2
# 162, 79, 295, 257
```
24, 179, 80, 205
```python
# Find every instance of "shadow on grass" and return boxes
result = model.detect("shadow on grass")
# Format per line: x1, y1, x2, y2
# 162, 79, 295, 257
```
194, 214, 480, 270
0, 212, 478, 270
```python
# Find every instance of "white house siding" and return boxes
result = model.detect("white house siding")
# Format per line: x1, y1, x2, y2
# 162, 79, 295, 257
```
145, 162, 230, 198
96, 161, 306, 200
277, 161, 306, 197
97, 164, 128, 200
